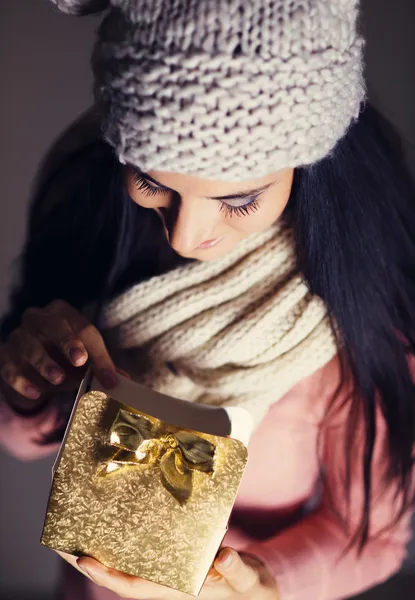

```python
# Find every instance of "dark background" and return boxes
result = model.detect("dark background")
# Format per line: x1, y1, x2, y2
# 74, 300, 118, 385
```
0, 1, 414, 598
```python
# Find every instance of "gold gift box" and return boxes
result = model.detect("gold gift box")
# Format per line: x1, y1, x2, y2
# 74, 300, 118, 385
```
40, 373, 249, 596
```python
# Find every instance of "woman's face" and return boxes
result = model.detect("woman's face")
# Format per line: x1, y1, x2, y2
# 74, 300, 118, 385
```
125, 167, 294, 261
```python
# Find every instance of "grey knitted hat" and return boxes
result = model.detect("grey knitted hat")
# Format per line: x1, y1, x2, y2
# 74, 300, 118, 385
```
52, 0, 365, 181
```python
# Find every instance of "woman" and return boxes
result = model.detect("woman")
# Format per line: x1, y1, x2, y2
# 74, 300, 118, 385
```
1, 1, 414, 599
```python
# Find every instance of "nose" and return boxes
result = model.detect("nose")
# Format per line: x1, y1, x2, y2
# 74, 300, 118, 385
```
166, 195, 220, 254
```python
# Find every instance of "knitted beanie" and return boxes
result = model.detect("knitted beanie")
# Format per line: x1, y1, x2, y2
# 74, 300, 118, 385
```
51, 0, 365, 181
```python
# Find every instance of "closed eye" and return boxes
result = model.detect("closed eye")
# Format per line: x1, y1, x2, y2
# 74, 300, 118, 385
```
133, 172, 265, 217
219, 195, 262, 217
133, 172, 170, 197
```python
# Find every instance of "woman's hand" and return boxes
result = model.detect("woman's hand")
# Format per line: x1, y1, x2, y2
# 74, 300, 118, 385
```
0, 299, 117, 407
74, 548, 279, 600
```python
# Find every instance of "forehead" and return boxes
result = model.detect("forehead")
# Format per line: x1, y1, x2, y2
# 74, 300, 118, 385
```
146, 170, 283, 197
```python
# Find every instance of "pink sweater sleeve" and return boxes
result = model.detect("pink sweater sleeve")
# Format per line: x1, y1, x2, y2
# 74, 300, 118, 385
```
0, 395, 64, 461
246, 402, 414, 600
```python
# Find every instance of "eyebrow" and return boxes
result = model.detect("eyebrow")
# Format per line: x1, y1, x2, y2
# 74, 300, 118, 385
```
134, 169, 276, 201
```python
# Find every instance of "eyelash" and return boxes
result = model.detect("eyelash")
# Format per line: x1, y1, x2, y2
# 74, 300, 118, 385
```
219, 197, 261, 217
133, 173, 170, 197
133, 173, 261, 217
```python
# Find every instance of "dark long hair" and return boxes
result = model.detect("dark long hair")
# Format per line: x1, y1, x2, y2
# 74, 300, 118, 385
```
1, 104, 415, 548
288, 105, 415, 549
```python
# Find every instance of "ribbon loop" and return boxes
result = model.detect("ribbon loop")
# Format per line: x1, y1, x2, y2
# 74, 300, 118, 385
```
101, 409, 215, 504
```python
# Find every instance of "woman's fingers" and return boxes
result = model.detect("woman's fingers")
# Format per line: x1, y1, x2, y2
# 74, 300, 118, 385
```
49, 301, 117, 388
0, 350, 41, 399
26, 303, 88, 367
74, 552, 260, 599
1, 299, 117, 396
78, 324, 118, 388
214, 548, 259, 594
7, 328, 66, 385
76, 558, 176, 599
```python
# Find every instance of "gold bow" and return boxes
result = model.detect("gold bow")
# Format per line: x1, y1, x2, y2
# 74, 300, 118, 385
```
101, 409, 216, 505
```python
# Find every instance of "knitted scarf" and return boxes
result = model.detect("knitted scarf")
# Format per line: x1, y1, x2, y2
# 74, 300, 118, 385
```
102, 223, 338, 428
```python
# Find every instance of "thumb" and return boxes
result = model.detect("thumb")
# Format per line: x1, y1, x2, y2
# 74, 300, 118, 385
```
214, 548, 259, 594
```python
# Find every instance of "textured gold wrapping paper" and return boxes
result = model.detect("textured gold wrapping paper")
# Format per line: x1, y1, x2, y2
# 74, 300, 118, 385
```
41, 391, 248, 595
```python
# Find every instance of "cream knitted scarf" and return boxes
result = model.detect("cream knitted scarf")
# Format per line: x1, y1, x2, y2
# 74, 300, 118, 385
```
102, 223, 338, 428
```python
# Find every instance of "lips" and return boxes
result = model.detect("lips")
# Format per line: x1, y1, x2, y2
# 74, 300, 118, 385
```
197, 237, 223, 249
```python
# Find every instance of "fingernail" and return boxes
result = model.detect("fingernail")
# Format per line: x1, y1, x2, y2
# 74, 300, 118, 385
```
100, 369, 118, 389
77, 562, 93, 578
69, 347, 87, 366
218, 549, 234, 568
45, 365, 65, 385
24, 385, 40, 400
78, 563, 89, 575
77, 560, 102, 584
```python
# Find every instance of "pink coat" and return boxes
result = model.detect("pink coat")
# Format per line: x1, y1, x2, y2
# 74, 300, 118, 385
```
1, 354, 413, 600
